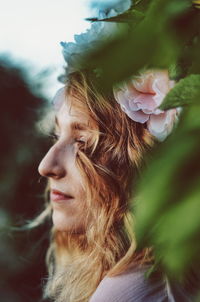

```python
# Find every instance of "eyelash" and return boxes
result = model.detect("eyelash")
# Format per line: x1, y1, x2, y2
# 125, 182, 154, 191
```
49, 133, 59, 142
49, 132, 86, 148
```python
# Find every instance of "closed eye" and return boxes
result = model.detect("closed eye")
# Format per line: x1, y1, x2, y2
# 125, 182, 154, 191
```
48, 132, 87, 150
75, 138, 85, 143
48, 132, 60, 143
75, 138, 87, 150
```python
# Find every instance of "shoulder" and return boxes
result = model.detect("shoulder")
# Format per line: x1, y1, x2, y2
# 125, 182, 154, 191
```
89, 265, 171, 302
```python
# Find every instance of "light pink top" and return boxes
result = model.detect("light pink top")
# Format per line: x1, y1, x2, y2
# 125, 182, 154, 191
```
89, 265, 198, 302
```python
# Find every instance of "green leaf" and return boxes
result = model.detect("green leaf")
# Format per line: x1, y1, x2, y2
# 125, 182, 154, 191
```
86, 9, 144, 24
85, 20, 177, 90
131, 0, 153, 12
134, 104, 200, 278
159, 74, 200, 110
193, 0, 200, 9
153, 183, 200, 276
187, 36, 200, 75
181, 104, 200, 131
146, 0, 190, 20
83, 0, 195, 91
135, 131, 199, 245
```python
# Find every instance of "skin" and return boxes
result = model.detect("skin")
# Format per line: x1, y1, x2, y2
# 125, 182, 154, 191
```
38, 88, 90, 232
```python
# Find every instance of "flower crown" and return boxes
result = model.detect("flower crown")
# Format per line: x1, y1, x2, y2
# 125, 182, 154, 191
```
60, 3, 181, 142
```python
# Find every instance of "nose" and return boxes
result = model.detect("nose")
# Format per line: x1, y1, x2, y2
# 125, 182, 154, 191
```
38, 145, 66, 179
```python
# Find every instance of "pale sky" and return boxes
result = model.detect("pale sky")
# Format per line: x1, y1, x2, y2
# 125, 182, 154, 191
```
0, 0, 93, 98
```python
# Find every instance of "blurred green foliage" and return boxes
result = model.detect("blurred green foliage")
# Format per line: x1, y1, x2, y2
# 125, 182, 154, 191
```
0, 57, 50, 302
160, 75, 200, 109
135, 103, 200, 276
84, 0, 199, 90
83, 0, 200, 294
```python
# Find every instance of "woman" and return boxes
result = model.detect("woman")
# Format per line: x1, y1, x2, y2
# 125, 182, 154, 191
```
37, 69, 192, 302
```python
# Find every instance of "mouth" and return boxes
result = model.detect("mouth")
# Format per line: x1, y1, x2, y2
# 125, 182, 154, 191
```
50, 189, 74, 203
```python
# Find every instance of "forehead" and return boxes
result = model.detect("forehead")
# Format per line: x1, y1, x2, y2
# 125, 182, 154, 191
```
56, 103, 89, 129
53, 87, 90, 128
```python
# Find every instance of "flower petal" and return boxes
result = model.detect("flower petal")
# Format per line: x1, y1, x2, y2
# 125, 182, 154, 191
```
126, 109, 150, 123
114, 91, 130, 110
152, 70, 170, 95
130, 94, 157, 112
147, 109, 177, 141
132, 71, 155, 94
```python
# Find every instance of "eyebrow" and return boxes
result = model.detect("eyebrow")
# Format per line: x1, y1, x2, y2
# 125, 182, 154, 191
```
55, 116, 89, 131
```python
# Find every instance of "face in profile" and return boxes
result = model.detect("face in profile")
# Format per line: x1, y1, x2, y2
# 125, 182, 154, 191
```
38, 88, 91, 232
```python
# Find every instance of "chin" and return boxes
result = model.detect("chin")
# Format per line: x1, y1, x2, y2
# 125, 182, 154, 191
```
52, 210, 71, 231
52, 210, 85, 233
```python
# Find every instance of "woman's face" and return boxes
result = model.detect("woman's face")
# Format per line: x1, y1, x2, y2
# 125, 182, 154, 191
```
38, 88, 90, 232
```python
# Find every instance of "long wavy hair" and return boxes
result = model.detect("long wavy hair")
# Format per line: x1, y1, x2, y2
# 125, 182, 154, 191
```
37, 71, 155, 302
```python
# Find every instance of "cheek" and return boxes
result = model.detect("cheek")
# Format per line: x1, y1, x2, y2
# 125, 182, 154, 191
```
52, 150, 87, 232
52, 192, 87, 232
68, 153, 85, 191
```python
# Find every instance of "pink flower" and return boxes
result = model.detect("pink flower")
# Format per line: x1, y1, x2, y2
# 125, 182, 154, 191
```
113, 70, 180, 141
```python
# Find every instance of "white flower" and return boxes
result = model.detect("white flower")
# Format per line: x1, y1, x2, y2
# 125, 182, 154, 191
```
113, 70, 181, 141
61, 9, 125, 75
90, 0, 131, 16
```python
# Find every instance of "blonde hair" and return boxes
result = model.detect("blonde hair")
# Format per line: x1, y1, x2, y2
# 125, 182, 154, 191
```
38, 71, 155, 302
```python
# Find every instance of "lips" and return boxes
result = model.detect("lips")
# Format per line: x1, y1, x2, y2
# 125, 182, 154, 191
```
50, 189, 74, 202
